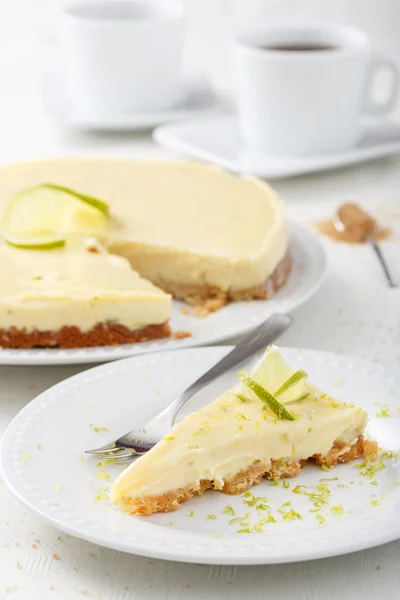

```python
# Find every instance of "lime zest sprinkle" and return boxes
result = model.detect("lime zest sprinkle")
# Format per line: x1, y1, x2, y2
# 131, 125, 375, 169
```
236, 412, 250, 421
282, 480, 290, 489
278, 507, 303, 521
96, 470, 110, 479
94, 486, 109, 503
237, 371, 294, 421
355, 459, 385, 478
236, 394, 248, 403
242, 492, 268, 508
381, 449, 400, 461
90, 424, 109, 433
370, 496, 384, 507
207, 514, 217, 520
78, 455, 84, 461
20, 454, 31, 462
192, 422, 210, 436
331, 504, 344, 520
222, 505, 236, 516
316, 513, 326, 525
37, 444, 41, 450
270, 477, 279, 487
229, 512, 250, 527
189, 510, 195, 517
308, 428, 312, 433
163, 436, 175, 441
96, 458, 116, 467
54, 483, 62, 493
320, 477, 339, 482
168, 522, 175, 527
188, 444, 199, 450
337, 483, 348, 488
320, 464, 330, 472
374, 402, 390, 418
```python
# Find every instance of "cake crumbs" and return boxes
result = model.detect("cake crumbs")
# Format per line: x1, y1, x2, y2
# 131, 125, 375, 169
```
173, 330, 192, 340
52, 553, 61, 560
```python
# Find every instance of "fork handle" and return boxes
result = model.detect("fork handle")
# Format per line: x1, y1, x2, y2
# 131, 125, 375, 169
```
168, 312, 292, 420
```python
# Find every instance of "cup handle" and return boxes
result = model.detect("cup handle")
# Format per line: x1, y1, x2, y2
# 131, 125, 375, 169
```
363, 55, 399, 116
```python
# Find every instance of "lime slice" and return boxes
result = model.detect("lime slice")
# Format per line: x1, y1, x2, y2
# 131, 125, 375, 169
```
274, 370, 309, 404
41, 183, 109, 215
1, 184, 109, 249
238, 371, 294, 421
248, 346, 309, 404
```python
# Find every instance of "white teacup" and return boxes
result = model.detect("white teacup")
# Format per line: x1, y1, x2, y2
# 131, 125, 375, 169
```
234, 24, 399, 156
61, 0, 185, 114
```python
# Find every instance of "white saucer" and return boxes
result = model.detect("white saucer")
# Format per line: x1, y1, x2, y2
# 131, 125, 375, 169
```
42, 73, 223, 131
154, 114, 400, 178
1, 346, 399, 565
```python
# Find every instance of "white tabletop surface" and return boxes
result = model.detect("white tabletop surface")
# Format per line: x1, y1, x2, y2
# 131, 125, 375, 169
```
1, 14, 400, 600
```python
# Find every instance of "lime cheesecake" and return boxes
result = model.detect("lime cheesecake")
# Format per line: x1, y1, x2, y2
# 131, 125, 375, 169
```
0, 159, 291, 309
0, 239, 171, 348
111, 346, 377, 515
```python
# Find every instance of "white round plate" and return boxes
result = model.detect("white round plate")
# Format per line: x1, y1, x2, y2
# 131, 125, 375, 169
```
0, 221, 327, 365
1, 346, 399, 565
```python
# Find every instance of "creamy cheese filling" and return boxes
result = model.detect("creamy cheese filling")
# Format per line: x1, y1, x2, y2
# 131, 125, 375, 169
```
0, 160, 289, 291
111, 385, 367, 505
0, 241, 171, 332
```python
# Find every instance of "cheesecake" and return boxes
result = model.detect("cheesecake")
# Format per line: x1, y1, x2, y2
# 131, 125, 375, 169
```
0, 159, 291, 309
0, 239, 171, 349
111, 346, 377, 515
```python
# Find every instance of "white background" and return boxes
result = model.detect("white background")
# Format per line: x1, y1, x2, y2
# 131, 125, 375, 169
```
0, 1, 399, 598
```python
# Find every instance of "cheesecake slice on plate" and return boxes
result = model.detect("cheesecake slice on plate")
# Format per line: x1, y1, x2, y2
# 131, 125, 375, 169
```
0, 240, 171, 349
111, 347, 377, 515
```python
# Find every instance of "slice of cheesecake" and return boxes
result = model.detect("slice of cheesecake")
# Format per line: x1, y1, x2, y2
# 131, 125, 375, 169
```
0, 160, 290, 311
111, 346, 377, 515
0, 239, 171, 348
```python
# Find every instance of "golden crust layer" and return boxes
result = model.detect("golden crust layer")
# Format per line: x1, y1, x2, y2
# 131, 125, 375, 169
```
0, 321, 171, 349
121, 436, 378, 515
157, 251, 292, 312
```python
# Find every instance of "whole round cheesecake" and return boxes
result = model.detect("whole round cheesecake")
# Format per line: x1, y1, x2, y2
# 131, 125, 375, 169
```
0, 159, 290, 309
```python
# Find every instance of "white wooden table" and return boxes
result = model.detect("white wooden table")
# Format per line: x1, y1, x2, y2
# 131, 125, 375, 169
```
0, 14, 400, 600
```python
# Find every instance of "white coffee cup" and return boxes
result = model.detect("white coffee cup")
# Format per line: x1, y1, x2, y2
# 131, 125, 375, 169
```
61, 0, 185, 114
234, 24, 399, 156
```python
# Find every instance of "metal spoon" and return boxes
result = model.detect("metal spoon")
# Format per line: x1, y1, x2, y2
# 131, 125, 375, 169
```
334, 210, 396, 288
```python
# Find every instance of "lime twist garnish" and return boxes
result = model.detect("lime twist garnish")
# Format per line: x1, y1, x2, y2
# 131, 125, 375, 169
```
274, 369, 308, 399
1, 183, 109, 249
238, 371, 295, 421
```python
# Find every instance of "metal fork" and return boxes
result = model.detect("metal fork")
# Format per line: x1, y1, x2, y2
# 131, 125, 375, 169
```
85, 313, 292, 463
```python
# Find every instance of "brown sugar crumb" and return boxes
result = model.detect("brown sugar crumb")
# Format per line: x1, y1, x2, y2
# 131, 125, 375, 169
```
16, 562, 22, 569
376, 565, 381, 571
89, 552, 95, 558
86, 246, 100, 254
173, 330, 192, 340
52, 553, 61, 560
180, 307, 190, 316
315, 203, 391, 244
